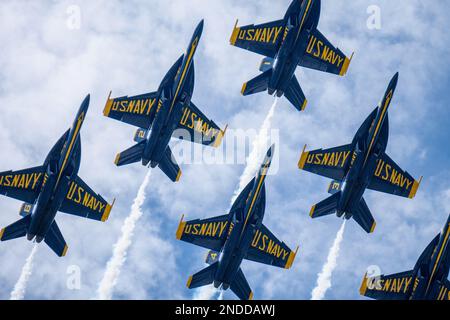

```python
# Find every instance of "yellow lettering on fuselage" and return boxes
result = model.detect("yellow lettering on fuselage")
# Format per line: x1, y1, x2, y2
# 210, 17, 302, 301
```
306, 35, 344, 68
179, 107, 220, 140
111, 98, 156, 116
250, 229, 289, 261
238, 26, 285, 45
305, 151, 351, 168
374, 159, 413, 191
184, 220, 229, 239
66, 181, 106, 214
0, 173, 42, 190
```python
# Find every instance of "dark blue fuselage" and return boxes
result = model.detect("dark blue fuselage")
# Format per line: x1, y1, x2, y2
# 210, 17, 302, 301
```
269, 0, 320, 95
337, 74, 398, 219
141, 20, 204, 167
28, 96, 89, 242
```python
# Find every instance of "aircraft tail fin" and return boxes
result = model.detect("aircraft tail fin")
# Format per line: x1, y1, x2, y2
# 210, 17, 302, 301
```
44, 220, 68, 257
241, 69, 272, 96
353, 197, 376, 234
186, 262, 218, 289
114, 141, 145, 167
310, 191, 341, 219
284, 75, 307, 111
0, 215, 31, 241
158, 146, 181, 182
230, 268, 253, 300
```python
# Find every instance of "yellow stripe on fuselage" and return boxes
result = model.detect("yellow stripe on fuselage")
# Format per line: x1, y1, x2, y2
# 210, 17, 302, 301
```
169, 38, 198, 115
364, 91, 392, 165
295, 0, 312, 43
241, 159, 271, 235
55, 114, 84, 188
426, 223, 450, 292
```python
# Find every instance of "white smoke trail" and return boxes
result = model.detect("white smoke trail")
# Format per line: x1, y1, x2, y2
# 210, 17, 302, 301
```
193, 98, 278, 300
96, 170, 151, 300
230, 98, 278, 205
311, 221, 346, 300
10, 244, 38, 300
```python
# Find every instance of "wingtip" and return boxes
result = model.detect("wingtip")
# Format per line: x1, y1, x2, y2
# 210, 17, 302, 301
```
114, 153, 121, 166
408, 176, 423, 199
103, 91, 113, 117
102, 198, 115, 222
175, 169, 182, 182
230, 19, 239, 45
248, 291, 254, 300
339, 52, 354, 76
0, 228, 4, 241
176, 215, 186, 240
62, 245, 69, 257
298, 145, 308, 169
213, 125, 228, 148
285, 246, 299, 269
359, 273, 369, 295
309, 205, 316, 218
186, 275, 193, 288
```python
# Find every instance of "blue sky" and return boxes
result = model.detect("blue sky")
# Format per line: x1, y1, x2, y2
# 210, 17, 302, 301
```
0, 0, 449, 300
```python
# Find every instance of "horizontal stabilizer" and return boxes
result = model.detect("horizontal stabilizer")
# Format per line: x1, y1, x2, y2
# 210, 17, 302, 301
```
205, 250, 220, 265
44, 220, 68, 257
158, 147, 181, 182
241, 69, 272, 96
19, 203, 34, 217
114, 141, 145, 167
353, 197, 376, 233
187, 262, 218, 289
310, 192, 340, 219
134, 128, 148, 143
284, 75, 307, 111
230, 268, 253, 300
0, 215, 31, 241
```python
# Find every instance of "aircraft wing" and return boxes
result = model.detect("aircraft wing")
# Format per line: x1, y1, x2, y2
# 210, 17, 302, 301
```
299, 29, 352, 76
360, 270, 415, 300
244, 223, 298, 269
59, 175, 114, 222
298, 144, 354, 180
0, 166, 45, 203
367, 152, 421, 199
229, 19, 286, 58
176, 214, 230, 252
103, 91, 159, 128
174, 101, 226, 148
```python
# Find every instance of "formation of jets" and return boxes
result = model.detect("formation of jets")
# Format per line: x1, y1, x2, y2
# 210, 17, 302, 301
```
0, 0, 445, 301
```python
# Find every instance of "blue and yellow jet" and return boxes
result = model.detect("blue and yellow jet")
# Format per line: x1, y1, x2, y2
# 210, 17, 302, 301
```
103, 20, 227, 182
176, 145, 298, 300
360, 213, 450, 300
0, 95, 114, 257
298, 73, 422, 233
230, 0, 353, 111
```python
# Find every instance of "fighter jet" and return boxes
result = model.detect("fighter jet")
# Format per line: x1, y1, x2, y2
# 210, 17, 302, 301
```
103, 20, 227, 182
176, 145, 298, 300
0, 95, 114, 257
298, 73, 421, 233
229, 0, 353, 111
360, 213, 450, 300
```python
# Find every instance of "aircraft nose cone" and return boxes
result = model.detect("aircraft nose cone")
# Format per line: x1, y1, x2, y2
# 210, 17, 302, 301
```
196, 19, 204, 34
81, 94, 90, 110
267, 144, 276, 158
390, 72, 399, 88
